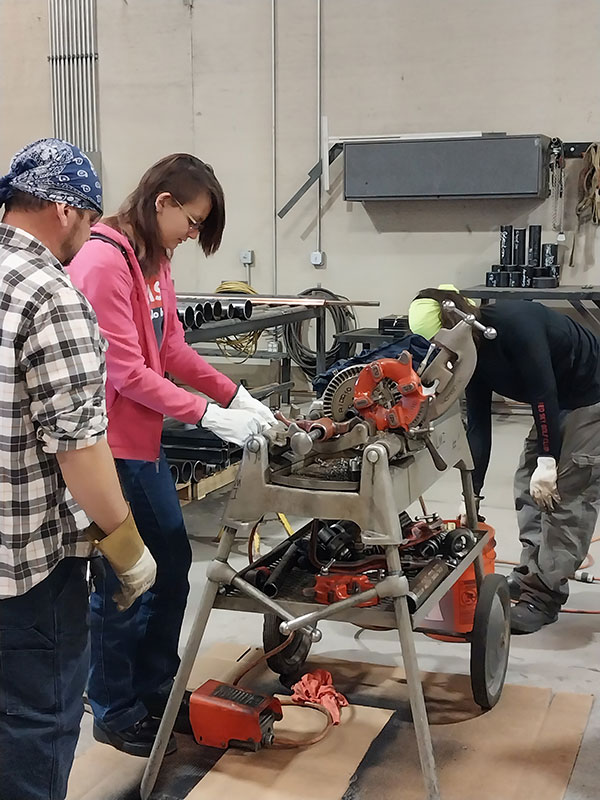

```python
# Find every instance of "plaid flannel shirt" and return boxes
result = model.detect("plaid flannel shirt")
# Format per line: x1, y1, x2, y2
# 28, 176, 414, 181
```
0, 224, 108, 597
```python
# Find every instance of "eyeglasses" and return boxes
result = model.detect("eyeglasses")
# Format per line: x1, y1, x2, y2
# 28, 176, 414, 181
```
173, 197, 204, 232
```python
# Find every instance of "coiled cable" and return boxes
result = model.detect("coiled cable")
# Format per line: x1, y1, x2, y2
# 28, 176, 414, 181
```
214, 280, 260, 361
283, 286, 357, 378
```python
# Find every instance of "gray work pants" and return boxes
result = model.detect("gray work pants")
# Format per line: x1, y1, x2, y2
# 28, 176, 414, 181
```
513, 401, 600, 610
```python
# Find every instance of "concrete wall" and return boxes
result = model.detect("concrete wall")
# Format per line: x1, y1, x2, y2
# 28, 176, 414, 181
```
2, 0, 600, 330
0, 0, 52, 159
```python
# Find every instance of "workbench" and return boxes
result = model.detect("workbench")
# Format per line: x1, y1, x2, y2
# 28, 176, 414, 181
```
333, 327, 407, 359
184, 305, 328, 404
462, 285, 600, 336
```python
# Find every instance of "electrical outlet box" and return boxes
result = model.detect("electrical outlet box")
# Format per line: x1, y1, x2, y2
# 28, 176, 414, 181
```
311, 250, 326, 268
240, 250, 255, 266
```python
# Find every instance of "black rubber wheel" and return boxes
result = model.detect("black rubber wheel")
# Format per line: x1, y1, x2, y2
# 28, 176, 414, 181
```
262, 614, 312, 678
470, 574, 511, 710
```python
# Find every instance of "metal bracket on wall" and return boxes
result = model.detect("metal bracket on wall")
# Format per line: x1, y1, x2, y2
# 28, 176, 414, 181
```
564, 142, 593, 159
278, 143, 343, 219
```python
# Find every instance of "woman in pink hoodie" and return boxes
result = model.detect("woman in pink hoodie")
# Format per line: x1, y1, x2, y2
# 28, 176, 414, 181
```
69, 154, 274, 757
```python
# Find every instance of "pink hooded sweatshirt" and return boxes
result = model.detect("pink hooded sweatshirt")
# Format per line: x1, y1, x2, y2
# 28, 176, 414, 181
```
68, 223, 237, 461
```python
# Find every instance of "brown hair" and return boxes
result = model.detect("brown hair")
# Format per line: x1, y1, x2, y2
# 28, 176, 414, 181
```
104, 154, 225, 277
4, 190, 54, 213
414, 288, 482, 343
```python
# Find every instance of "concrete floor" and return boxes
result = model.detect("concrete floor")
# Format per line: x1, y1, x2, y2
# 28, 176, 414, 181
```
77, 414, 600, 797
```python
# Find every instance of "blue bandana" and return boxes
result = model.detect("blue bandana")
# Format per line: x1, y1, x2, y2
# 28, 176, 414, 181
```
0, 138, 102, 214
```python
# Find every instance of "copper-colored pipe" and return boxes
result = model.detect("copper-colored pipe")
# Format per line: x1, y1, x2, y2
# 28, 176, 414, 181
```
176, 293, 378, 308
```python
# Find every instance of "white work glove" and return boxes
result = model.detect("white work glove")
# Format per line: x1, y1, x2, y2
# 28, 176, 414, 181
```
113, 546, 157, 612
229, 384, 277, 426
529, 456, 560, 511
201, 403, 270, 446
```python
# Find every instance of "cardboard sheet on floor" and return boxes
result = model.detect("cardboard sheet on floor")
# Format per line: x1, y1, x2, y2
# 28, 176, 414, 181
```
185, 645, 592, 800
66, 644, 593, 800
185, 701, 392, 800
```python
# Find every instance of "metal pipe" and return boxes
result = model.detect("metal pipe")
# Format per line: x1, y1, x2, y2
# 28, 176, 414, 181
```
230, 300, 252, 320
271, 0, 278, 294
176, 460, 193, 484
86, 0, 94, 151
262, 543, 298, 598
80, 0, 88, 150
81, 0, 87, 147
184, 305, 196, 329
88, 0, 99, 152
192, 461, 204, 482
55, 0, 64, 137
316, 0, 322, 253
176, 293, 378, 308
169, 463, 179, 484
80, 0, 88, 149
83, 0, 91, 149
193, 309, 205, 328
49, 1, 57, 136
65, 0, 73, 142
73, 0, 81, 146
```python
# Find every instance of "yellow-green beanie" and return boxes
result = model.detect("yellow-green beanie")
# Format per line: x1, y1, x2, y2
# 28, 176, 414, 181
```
408, 285, 475, 341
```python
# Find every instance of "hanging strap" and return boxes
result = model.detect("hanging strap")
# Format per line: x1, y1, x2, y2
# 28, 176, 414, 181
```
569, 143, 600, 267
90, 231, 135, 274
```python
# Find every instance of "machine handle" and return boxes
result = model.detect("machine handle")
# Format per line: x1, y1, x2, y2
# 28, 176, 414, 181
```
423, 434, 447, 471
442, 300, 497, 340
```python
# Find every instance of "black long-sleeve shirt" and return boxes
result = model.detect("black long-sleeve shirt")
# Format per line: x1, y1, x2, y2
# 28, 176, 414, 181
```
466, 300, 600, 494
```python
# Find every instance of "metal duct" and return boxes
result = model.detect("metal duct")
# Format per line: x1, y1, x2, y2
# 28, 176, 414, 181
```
48, 0, 100, 165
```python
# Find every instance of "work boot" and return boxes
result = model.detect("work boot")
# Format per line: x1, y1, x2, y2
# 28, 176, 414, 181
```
93, 715, 177, 757
506, 573, 523, 602
510, 600, 559, 635
144, 689, 193, 735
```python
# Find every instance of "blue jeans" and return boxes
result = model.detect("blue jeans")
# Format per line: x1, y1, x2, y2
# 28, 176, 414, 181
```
0, 557, 90, 800
88, 451, 192, 731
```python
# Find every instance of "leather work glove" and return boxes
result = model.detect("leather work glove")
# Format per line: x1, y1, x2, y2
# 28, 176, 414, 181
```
530, 456, 561, 511
201, 403, 270, 446
85, 511, 157, 611
229, 384, 277, 427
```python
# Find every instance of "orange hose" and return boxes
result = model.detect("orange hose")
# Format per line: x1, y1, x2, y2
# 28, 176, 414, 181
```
271, 699, 334, 748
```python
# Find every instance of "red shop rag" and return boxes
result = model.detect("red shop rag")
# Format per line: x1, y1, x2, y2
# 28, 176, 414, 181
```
290, 669, 349, 724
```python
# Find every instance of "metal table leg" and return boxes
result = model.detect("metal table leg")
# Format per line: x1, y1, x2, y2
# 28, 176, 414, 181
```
140, 527, 236, 800
281, 356, 292, 404
316, 306, 327, 376
387, 546, 440, 800
460, 468, 485, 589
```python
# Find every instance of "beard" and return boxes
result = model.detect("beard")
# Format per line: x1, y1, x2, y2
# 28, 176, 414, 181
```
58, 226, 83, 266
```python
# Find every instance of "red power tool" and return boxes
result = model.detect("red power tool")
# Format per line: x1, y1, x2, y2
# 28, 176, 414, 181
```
314, 574, 379, 606
189, 680, 283, 751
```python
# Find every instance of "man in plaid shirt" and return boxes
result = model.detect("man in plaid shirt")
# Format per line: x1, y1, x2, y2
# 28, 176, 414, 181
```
0, 139, 157, 800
